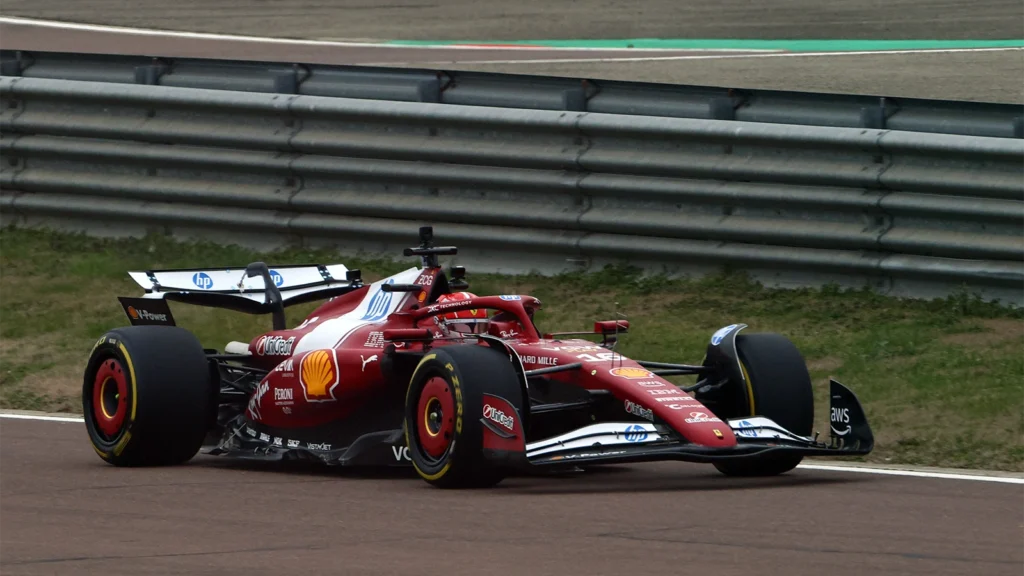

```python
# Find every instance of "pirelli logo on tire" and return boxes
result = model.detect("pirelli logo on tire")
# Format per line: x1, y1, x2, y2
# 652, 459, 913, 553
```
446, 362, 464, 434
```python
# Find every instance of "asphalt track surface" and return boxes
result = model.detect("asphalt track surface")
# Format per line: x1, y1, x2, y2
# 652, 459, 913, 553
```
3, 0, 1023, 41
1, 418, 1022, 576
4, 0, 1024, 103
0, 19, 754, 65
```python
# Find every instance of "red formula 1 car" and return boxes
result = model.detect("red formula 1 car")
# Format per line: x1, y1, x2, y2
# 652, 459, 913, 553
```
82, 227, 873, 488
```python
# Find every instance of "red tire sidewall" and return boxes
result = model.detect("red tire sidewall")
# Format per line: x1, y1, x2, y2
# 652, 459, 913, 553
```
404, 354, 466, 480
83, 334, 138, 460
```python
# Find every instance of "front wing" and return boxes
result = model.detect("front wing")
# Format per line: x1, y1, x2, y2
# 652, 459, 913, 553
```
522, 379, 873, 466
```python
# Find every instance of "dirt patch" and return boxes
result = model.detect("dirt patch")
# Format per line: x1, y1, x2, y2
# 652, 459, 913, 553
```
941, 318, 1024, 348
807, 356, 843, 373
17, 368, 81, 402
0, 333, 72, 368
0, 338, 18, 357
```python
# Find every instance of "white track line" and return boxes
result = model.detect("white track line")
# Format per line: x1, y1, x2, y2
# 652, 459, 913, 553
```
0, 16, 420, 48
798, 463, 1024, 484
1, 412, 84, 423
0, 16, 726, 53
393, 46, 1024, 66
2, 411, 1021, 484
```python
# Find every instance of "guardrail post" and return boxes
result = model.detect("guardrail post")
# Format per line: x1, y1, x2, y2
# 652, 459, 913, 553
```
562, 88, 586, 111
133, 64, 166, 85
860, 97, 887, 129
0, 53, 23, 76
273, 70, 298, 94
709, 98, 736, 121
1013, 117, 1023, 139
415, 78, 442, 103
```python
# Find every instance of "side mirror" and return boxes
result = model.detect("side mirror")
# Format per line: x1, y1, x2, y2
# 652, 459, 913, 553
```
595, 320, 628, 347
594, 320, 629, 334
449, 265, 469, 290
346, 269, 363, 287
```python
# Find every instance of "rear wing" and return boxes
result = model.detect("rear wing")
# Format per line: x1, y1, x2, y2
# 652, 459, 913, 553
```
126, 262, 365, 316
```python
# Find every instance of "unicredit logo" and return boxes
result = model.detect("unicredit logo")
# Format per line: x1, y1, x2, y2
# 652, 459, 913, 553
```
256, 335, 296, 356
482, 403, 515, 431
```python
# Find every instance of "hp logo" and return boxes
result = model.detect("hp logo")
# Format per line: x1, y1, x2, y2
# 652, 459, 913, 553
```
192, 272, 214, 290
624, 424, 648, 443
361, 279, 395, 321
269, 270, 284, 287
710, 324, 738, 346
737, 420, 758, 438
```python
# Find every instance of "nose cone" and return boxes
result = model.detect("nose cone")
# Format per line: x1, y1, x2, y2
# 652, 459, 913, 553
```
670, 409, 737, 446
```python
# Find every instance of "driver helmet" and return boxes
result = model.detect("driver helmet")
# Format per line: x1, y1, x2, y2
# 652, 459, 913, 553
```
434, 292, 487, 335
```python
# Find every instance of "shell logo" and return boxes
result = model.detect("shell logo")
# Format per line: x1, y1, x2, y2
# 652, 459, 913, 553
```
610, 367, 655, 380
299, 349, 341, 402
127, 306, 139, 319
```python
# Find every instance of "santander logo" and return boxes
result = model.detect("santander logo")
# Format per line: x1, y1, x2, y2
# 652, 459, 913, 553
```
684, 411, 722, 424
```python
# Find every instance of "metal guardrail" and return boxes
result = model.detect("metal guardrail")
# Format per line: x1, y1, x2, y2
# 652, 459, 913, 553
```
2, 49, 1023, 139
1, 76, 1022, 304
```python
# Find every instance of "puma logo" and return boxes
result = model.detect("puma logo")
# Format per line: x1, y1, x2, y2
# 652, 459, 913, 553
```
361, 354, 378, 372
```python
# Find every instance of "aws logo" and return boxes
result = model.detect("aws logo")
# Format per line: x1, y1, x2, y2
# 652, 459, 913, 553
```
299, 349, 341, 402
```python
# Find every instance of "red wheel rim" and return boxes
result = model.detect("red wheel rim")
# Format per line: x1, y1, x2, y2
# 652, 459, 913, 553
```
92, 358, 129, 437
416, 376, 455, 459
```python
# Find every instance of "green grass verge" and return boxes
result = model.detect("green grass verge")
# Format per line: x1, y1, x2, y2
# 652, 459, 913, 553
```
1, 227, 1021, 471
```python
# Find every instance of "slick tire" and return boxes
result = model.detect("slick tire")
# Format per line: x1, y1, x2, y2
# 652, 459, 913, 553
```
83, 326, 214, 466
403, 344, 524, 489
714, 333, 814, 477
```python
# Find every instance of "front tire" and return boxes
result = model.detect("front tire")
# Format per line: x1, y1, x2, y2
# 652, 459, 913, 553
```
403, 344, 525, 489
83, 326, 214, 466
713, 333, 814, 477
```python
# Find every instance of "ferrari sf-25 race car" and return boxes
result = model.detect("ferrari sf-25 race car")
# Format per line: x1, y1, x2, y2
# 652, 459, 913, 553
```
82, 227, 874, 488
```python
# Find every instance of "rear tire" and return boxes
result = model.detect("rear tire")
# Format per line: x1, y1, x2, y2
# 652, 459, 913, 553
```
403, 344, 524, 489
713, 333, 814, 477
83, 326, 213, 466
